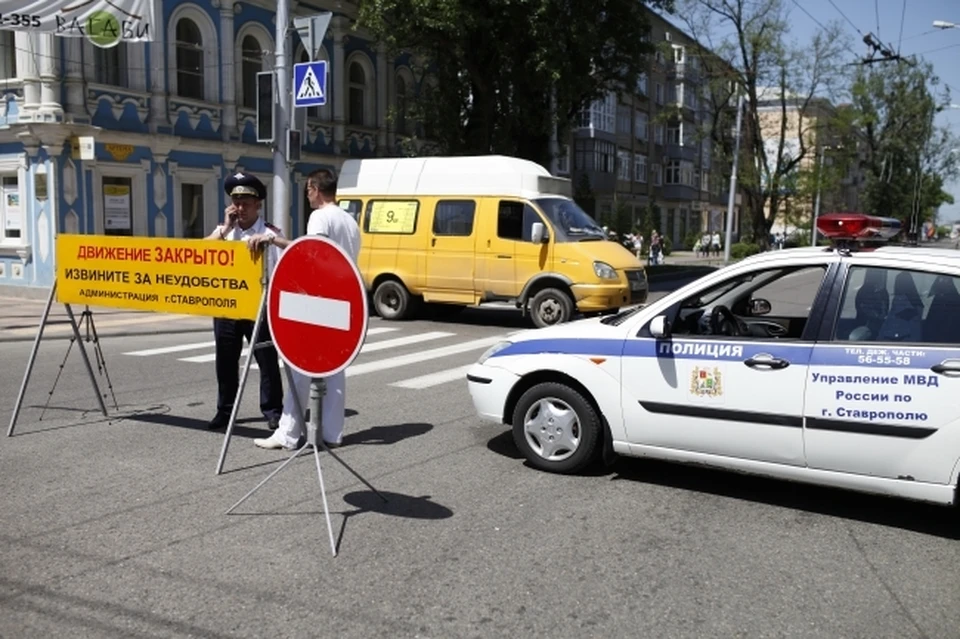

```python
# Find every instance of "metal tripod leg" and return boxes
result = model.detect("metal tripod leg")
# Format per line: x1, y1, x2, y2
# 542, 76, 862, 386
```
216, 285, 269, 475
82, 306, 119, 411
8, 281, 57, 437
65, 304, 108, 418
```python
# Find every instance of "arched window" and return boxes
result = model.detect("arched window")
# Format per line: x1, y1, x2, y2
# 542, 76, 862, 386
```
167, 4, 219, 102
175, 18, 204, 100
240, 35, 263, 109
348, 61, 366, 126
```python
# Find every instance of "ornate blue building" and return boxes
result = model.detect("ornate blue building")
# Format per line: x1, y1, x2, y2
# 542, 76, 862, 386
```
0, 0, 429, 292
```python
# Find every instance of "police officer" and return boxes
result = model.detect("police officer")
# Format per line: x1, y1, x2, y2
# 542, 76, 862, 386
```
204, 172, 284, 430
249, 168, 360, 450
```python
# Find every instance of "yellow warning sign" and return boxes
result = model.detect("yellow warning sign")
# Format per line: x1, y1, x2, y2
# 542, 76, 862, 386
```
56, 235, 264, 320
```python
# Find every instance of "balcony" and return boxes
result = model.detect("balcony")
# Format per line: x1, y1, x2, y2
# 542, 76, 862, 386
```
667, 62, 700, 83
661, 183, 699, 201
663, 143, 698, 162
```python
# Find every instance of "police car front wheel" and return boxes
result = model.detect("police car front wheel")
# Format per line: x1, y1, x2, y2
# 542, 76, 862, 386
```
512, 382, 601, 474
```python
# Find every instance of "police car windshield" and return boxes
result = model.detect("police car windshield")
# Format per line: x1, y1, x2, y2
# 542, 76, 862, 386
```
534, 198, 606, 242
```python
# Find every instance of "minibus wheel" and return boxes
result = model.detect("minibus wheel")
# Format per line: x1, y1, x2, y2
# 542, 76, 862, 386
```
530, 288, 573, 328
374, 279, 417, 320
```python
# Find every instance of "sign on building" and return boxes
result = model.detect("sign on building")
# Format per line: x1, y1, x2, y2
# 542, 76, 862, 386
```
0, 0, 159, 45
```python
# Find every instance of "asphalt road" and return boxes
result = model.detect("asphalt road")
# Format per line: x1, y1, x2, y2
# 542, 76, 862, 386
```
1, 280, 958, 638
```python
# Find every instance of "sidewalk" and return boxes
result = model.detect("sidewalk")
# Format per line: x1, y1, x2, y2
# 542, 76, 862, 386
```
0, 294, 212, 343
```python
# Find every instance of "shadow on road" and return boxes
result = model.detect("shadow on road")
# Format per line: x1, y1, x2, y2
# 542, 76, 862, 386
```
485, 429, 959, 538
342, 422, 433, 447
611, 458, 960, 539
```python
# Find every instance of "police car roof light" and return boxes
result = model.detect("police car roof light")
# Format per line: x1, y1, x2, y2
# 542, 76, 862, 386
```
816, 212, 902, 242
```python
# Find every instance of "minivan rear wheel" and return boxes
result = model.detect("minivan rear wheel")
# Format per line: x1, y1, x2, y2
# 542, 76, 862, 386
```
374, 279, 417, 320
529, 287, 574, 328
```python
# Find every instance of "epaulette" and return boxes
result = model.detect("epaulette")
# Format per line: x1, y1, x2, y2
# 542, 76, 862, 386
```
265, 222, 282, 236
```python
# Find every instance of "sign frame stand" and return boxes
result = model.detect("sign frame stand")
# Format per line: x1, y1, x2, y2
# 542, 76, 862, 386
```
8, 279, 111, 437
225, 376, 386, 556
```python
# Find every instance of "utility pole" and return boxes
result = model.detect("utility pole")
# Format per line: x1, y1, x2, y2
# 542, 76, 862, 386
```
723, 91, 744, 264
272, 0, 292, 238
811, 144, 826, 246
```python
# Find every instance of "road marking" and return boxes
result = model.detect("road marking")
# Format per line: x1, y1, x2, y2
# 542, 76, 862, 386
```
360, 331, 454, 353
391, 364, 474, 389
366, 327, 399, 336
346, 336, 504, 377
279, 291, 350, 331
124, 340, 217, 356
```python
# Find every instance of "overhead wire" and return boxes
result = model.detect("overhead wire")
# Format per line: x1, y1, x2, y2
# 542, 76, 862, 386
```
825, 0, 865, 36
897, 0, 907, 54
787, 0, 862, 61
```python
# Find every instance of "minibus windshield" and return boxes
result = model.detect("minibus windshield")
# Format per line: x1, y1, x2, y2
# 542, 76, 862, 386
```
534, 198, 607, 242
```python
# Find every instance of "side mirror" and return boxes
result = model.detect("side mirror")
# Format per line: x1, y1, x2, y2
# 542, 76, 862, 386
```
750, 298, 772, 316
531, 222, 548, 244
649, 315, 671, 338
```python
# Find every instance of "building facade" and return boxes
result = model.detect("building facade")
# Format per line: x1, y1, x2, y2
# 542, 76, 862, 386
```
0, 0, 430, 292
564, 10, 742, 248
756, 91, 866, 239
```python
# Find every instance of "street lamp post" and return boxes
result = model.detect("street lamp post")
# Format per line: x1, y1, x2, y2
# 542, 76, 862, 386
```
811, 145, 826, 246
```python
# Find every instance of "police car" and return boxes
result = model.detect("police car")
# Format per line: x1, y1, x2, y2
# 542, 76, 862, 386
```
467, 213, 960, 507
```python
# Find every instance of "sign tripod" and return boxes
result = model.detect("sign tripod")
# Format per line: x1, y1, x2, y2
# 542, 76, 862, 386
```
40, 304, 119, 421
223, 236, 386, 557
8, 281, 112, 437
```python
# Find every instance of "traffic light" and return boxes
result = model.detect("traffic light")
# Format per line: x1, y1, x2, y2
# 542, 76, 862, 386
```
256, 71, 275, 144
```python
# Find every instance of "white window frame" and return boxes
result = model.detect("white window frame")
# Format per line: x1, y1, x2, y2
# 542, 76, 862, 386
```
92, 161, 149, 236
83, 40, 147, 91
634, 153, 647, 183
172, 167, 219, 239
617, 150, 632, 180
166, 3, 220, 104
345, 51, 376, 128
0, 153, 28, 254
235, 22, 275, 112
635, 111, 648, 141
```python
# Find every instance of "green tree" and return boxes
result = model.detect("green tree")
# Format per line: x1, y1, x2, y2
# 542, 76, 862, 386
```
678, 0, 848, 249
357, 0, 672, 167
849, 60, 958, 235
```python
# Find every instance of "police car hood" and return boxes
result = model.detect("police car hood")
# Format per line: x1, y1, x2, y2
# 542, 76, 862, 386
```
507, 313, 628, 345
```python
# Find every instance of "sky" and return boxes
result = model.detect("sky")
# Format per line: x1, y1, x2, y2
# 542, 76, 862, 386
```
784, 0, 960, 223
664, 0, 960, 223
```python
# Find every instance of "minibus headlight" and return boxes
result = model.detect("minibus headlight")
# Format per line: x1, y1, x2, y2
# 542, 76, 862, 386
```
593, 261, 618, 280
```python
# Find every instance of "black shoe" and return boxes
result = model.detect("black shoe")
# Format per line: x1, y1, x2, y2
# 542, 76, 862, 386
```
208, 413, 230, 430
266, 417, 280, 431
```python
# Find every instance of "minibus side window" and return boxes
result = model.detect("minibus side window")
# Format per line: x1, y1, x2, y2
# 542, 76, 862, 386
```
338, 199, 362, 222
497, 201, 541, 242
364, 200, 419, 234
433, 200, 476, 236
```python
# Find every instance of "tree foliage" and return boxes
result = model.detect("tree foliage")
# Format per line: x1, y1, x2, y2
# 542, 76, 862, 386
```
357, 0, 672, 167
678, 0, 848, 246
849, 60, 958, 233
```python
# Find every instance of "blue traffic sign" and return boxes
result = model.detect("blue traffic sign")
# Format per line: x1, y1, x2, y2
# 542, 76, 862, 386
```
293, 61, 327, 108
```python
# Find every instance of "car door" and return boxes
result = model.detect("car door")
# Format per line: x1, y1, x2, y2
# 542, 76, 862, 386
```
425, 199, 477, 300
479, 199, 548, 298
620, 258, 837, 466
803, 258, 960, 485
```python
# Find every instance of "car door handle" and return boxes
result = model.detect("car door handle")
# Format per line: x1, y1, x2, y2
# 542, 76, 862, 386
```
743, 354, 790, 370
431, 238, 437, 246
497, 254, 511, 259
931, 359, 960, 376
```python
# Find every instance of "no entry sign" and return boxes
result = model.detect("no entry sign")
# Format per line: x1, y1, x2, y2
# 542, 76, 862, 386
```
267, 236, 368, 377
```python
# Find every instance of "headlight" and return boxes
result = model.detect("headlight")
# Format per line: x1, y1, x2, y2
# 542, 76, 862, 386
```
477, 341, 511, 364
593, 261, 618, 280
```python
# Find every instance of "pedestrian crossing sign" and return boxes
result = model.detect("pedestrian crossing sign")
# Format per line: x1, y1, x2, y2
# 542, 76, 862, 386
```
293, 61, 327, 107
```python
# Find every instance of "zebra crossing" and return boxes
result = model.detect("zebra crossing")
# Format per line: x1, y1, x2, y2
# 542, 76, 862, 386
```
121, 322, 508, 391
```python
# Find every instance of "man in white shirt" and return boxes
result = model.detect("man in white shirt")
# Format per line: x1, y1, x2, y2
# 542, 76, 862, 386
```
248, 168, 361, 450
204, 172, 284, 431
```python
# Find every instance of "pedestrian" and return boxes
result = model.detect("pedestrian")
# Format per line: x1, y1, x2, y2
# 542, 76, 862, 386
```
204, 172, 284, 431
711, 230, 721, 257
251, 168, 361, 451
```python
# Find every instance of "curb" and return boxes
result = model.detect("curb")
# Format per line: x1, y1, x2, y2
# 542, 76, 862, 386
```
0, 325, 211, 344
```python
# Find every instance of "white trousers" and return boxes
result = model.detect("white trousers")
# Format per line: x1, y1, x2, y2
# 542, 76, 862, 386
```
275, 369, 346, 447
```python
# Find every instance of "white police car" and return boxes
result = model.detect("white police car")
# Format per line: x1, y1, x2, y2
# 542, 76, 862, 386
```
467, 213, 960, 506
